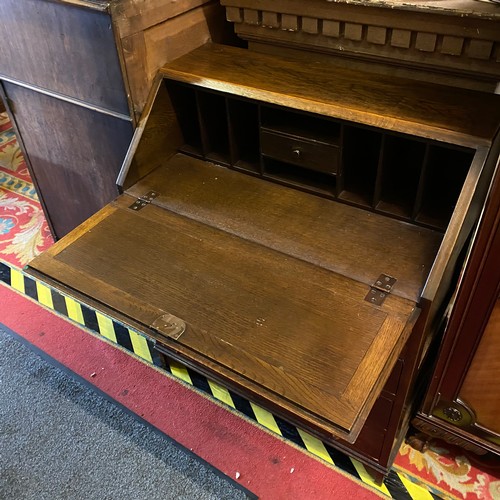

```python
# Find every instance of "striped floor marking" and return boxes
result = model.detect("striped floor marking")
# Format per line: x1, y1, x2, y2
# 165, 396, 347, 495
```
0, 261, 443, 500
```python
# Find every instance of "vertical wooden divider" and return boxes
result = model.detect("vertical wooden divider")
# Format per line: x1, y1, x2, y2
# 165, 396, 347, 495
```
412, 144, 431, 222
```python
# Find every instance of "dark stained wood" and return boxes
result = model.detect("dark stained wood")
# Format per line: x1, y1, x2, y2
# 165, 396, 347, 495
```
3, 81, 133, 238
0, 0, 130, 115
22, 35, 500, 477
127, 155, 443, 302
0, 0, 230, 238
28, 192, 418, 442
160, 44, 500, 148
260, 129, 340, 176
460, 299, 500, 434
414, 153, 500, 456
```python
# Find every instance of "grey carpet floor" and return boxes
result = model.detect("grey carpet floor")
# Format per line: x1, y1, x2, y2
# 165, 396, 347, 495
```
0, 327, 251, 500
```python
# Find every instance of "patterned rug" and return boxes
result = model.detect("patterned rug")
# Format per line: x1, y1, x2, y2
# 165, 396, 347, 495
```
395, 438, 500, 500
0, 112, 53, 267
0, 112, 498, 499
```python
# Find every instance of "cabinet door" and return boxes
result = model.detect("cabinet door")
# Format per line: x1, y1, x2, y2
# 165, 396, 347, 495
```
427, 167, 500, 452
2, 82, 133, 238
460, 298, 500, 437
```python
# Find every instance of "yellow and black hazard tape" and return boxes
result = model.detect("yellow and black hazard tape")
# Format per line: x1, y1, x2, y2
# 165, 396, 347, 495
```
0, 260, 442, 500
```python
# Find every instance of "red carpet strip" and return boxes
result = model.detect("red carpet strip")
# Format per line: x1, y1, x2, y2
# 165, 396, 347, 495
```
0, 280, 386, 500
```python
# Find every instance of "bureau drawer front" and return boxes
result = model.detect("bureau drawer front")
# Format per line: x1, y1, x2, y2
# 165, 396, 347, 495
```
261, 129, 339, 175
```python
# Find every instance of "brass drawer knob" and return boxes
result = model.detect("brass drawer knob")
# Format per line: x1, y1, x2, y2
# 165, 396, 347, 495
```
292, 148, 302, 159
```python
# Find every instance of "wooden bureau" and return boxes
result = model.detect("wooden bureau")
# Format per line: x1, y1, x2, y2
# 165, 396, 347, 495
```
25, 43, 500, 479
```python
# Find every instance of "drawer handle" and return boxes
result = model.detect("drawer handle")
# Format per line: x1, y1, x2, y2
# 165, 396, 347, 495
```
292, 148, 302, 159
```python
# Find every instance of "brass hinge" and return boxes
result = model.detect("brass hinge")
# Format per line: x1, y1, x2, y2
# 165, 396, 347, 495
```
365, 274, 397, 305
129, 190, 159, 211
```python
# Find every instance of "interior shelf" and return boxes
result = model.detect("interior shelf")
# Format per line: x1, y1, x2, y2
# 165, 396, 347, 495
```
165, 79, 476, 233
375, 135, 428, 220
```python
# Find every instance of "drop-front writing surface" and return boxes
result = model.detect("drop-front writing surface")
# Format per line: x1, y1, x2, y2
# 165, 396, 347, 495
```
26, 44, 500, 474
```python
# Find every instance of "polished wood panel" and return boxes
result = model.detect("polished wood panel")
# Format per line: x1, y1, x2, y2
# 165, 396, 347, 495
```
127, 155, 443, 302
413, 150, 500, 456
3, 82, 133, 238
28, 191, 418, 442
160, 44, 500, 148
460, 299, 500, 434
0, 0, 129, 115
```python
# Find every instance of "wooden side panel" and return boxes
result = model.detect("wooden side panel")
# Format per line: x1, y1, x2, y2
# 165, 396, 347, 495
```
121, 2, 228, 116
0, 0, 129, 115
112, 0, 212, 38
117, 79, 183, 190
3, 82, 133, 238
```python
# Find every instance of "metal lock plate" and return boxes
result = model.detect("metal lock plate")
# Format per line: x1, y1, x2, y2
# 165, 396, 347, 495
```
151, 313, 186, 340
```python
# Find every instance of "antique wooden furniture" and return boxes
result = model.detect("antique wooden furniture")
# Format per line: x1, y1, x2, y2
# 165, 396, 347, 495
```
25, 43, 500, 479
412, 160, 500, 458
0, 0, 228, 238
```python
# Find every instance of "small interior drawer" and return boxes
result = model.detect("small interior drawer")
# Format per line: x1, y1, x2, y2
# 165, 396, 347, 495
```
261, 129, 339, 175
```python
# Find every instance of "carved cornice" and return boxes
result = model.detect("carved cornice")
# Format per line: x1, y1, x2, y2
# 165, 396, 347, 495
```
223, 2, 500, 82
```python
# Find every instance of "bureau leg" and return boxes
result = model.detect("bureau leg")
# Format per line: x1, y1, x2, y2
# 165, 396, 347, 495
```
406, 432, 431, 453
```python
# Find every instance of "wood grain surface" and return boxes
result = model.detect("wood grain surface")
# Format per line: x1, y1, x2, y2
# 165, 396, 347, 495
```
28, 192, 417, 440
127, 155, 443, 302
459, 299, 500, 434
160, 44, 500, 148
3, 81, 133, 238
0, 0, 129, 115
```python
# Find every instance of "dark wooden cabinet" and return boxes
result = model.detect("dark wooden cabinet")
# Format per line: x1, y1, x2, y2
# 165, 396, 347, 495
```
412, 160, 500, 457
25, 44, 500, 479
0, 0, 228, 239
